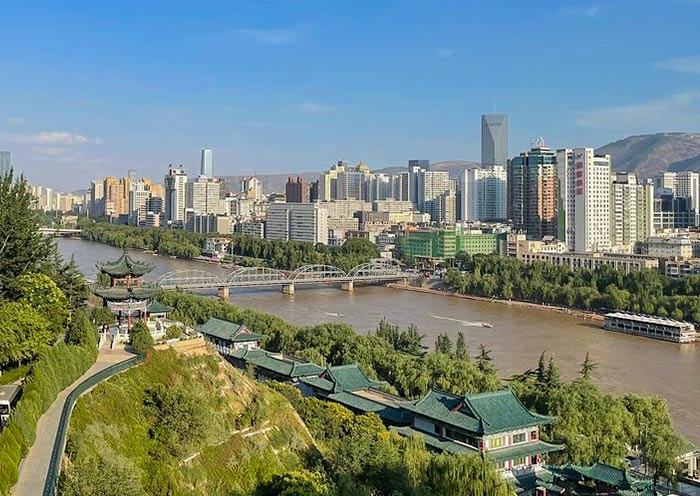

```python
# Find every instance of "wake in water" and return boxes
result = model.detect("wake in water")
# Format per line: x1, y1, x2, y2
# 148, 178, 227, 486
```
324, 312, 344, 318
429, 315, 492, 328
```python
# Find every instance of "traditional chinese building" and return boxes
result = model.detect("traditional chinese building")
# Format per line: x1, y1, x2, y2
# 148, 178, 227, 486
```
91, 250, 158, 333
228, 348, 325, 383
393, 388, 563, 474
196, 317, 264, 354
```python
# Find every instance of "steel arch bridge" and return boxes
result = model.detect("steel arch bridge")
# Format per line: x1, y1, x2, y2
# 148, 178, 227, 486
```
156, 260, 406, 291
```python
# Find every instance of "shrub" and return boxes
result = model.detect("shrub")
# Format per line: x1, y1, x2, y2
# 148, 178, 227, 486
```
130, 321, 154, 355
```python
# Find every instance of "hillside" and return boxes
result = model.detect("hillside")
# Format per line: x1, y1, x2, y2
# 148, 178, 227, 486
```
58, 344, 315, 496
596, 132, 700, 179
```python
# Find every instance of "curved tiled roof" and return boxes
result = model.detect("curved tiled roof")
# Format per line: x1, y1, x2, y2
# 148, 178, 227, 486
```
90, 284, 159, 301
96, 250, 155, 277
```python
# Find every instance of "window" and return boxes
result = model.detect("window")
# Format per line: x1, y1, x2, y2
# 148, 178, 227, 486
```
512, 456, 528, 467
489, 436, 505, 449
530, 430, 538, 440
512, 432, 526, 444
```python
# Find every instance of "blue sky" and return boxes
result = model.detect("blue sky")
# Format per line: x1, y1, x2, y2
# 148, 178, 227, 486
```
1, 0, 699, 190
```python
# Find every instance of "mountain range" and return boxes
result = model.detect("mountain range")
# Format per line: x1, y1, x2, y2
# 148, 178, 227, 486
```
220, 133, 700, 193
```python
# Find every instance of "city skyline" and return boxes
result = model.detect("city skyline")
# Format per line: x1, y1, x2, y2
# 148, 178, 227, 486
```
2, 1, 700, 190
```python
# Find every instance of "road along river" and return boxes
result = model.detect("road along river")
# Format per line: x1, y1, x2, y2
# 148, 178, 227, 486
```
59, 238, 700, 443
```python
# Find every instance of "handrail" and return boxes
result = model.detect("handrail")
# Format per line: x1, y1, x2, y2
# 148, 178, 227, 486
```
42, 354, 145, 496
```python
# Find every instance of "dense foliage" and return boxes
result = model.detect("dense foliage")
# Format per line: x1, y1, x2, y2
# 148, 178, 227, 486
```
0, 309, 97, 495
447, 253, 700, 321
78, 221, 380, 271
510, 352, 683, 482
130, 320, 154, 355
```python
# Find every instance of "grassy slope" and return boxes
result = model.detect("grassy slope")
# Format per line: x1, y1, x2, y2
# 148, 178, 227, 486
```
61, 348, 315, 496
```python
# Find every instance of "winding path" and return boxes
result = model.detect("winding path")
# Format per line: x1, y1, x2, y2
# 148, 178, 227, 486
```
12, 344, 132, 496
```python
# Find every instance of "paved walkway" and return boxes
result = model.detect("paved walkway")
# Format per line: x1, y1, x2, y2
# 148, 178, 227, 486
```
12, 343, 132, 496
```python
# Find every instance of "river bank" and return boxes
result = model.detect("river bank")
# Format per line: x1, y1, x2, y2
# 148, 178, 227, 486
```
386, 283, 606, 322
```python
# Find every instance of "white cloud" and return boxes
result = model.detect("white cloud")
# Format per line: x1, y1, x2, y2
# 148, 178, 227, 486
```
232, 28, 302, 46
2, 131, 102, 145
295, 102, 331, 113
436, 48, 455, 59
655, 55, 700, 75
560, 3, 602, 17
575, 92, 700, 133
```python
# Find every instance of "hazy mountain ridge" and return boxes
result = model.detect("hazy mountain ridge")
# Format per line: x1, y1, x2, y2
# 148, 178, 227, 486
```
596, 132, 700, 179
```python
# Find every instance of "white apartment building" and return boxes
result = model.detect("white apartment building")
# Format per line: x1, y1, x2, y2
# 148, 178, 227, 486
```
186, 177, 222, 215
128, 181, 151, 225
164, 165, 187, 223
557, 147, 611, 252
416, 170, 451, 214
610, 172, 654, 248
460, 165, 507, 222
266, 202, 329, 245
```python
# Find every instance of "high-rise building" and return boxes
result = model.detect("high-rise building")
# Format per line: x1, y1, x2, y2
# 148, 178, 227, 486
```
240, 176, 263, 201
90, 180, 105, 217
676, 171, 700, 217
128, 181, 151, 225
460, 165, 507, 222
610, 172, 654, 248
337, 162, 370, 200
103, 176, 119, 217
285, 176, 309, 203
407, 159, 429, 207
481, 114, 509, 167
557, 147, 612, 252
416, 170, 451, 215
509, 140, 558, 239
186, 176, 222, 215
319, 161, 347, 201
309, 180, 320, 202
433, 190, 457, 225
164, 165, 188, 223
0, 151, 11, 175
265, 202, 329, 244
200, 148, 213, 177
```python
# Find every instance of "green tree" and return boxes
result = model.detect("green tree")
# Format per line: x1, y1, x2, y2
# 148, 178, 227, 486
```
454, 332, 468, 361
476, 344, 494, 374
91, 307, 115, 328
0, 302, 52, 368
254, 470, 333, 496
0, 170, 55, 295
579, 352, 597, 380
426, 453, 512, 496
434, 332, 453, 355
130, 320, 154, 355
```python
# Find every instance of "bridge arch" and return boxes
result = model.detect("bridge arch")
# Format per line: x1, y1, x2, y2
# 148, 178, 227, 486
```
348, 260, 403, 279
224, 266, 289, 285
291, 264, 347, 281
157, 269, 224, 289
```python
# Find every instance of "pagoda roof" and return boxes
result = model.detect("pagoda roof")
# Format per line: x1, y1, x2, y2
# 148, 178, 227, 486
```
90, 284, 159, 301
300, 363, 387, 394
146, 300, 173, 314
196, 317, 264, 343
96, 250, 155, 277
547, 463, 653, 492
403, 388, 556, 436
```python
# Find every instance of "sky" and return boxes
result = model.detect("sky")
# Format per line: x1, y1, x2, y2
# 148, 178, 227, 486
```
1, 0, 700, 190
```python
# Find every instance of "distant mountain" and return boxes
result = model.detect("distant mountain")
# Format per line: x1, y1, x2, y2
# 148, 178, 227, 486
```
596, 132, 700, 179
221, 160, 478, 194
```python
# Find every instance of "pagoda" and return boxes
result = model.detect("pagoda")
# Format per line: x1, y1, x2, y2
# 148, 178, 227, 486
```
91, 250, 159, 333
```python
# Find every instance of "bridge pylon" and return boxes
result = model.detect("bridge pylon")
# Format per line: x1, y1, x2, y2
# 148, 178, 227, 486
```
218, 287, 230, 300
281, 283, 295, 295
341, 281, 354, 292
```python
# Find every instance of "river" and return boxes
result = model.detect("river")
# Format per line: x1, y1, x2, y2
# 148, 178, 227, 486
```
58, 238, 700, 443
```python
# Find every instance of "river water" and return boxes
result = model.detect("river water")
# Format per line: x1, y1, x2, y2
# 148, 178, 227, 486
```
58, 238, 700, 443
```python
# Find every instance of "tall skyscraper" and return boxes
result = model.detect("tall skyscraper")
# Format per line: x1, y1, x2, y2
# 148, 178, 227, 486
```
266, 202, 329, 244
557, 147, 612, 252
186, 176, 221, 215
90, 180, 105, 217
481, 114, 509, 167
460, 165, 507, 222
509, 140, 558, 240
200, 148, 213, 177
0, 151, 11, 175
407, 159, 429, 207
676, 171, 700, 216
164, 165, 188, 223
417, 170, 452, 218
128, 181, 151, 225
337, 162, 370, 200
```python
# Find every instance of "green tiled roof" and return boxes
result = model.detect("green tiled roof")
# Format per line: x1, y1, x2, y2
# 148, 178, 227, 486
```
197, 317, 264, 343
147, 300, 173, 314
230, 348, 324, 379
327, 391, 410, 424
404, 388, 556, 435
391, 426, 479, 454
96, 251, 155, 277
300, 364, 387, 394
90, 284, 159, 301
487, 440, 563, 463
548, 463, 653, 491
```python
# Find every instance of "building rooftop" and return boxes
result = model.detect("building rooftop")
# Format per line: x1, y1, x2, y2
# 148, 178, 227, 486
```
230, 348, 324, 379
146, 300, 173, 314
403, 388, 556, 436
90, 284, 159, 301
605, 311, 694, 329
95, 250, 155, 277
300, 363, 388, 394
196, 317, 264, 343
